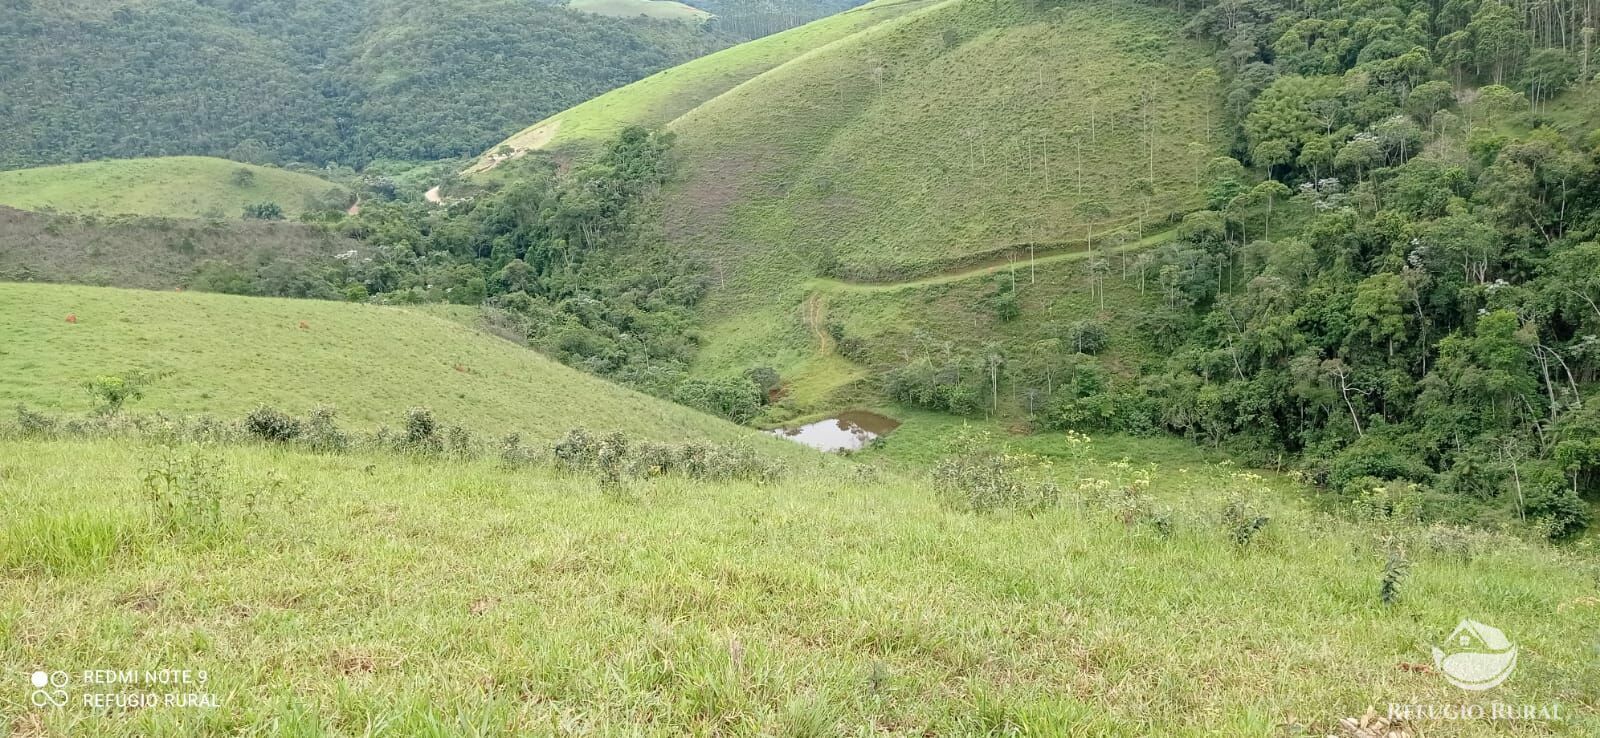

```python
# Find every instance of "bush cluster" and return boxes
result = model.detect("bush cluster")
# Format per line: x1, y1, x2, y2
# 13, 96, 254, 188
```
7, 406, 785, 487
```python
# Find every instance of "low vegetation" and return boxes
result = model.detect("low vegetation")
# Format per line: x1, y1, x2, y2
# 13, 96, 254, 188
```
0, 205, 357, 291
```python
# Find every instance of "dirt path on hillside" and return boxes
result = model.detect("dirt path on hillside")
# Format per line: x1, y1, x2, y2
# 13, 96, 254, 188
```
803, 293, 833, 355
814, 227, 1176, 294
424, 186, 443, 204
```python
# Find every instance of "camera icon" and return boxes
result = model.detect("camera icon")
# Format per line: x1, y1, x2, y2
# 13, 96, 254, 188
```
28, 670, 69, 708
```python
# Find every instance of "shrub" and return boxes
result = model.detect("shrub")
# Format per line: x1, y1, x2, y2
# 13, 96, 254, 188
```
14, 404, 57, 437
445, 425, 475, 460
932, 431, 1058, 514
140, 446, 231, 536
242, 201, 284, 220
84, 372, 153, 415
1519, 462, 1590, 539
301, 406, 349, 453
672, 376, 764, 424
498, 433, 535, 467
1219, 494, 1270, 546
555, 429, 779, 483
744, 367, 781, 398
1379, 540, 1410, 606
402, 407, 442, 453
554, 427, 598, 471
245, 405, 302, 443
595, 431, 629, 486
1061, 319, 1109, 355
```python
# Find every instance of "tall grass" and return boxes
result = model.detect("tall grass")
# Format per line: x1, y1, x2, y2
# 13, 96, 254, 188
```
1, 434, 1595, 735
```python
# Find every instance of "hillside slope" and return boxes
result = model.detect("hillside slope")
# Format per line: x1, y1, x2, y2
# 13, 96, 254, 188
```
470, 0, 938, 168
0, 0, 728, 168
0, 283, 788, 445
488, 0, 1220, 409
0, 157, 346, 219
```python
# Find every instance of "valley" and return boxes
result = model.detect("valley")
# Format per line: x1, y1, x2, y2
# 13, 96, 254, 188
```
3, 0, 1600, 733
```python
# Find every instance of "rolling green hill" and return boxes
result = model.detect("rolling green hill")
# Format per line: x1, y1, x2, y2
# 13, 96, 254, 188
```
478, 0, 1220, 410
0, 282, 789, 446
0, 157, 347, 219
469, 0, 937, 169
569, 0, 712, 22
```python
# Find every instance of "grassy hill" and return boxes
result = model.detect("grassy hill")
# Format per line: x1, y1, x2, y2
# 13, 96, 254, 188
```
469, 0, 937, 169
0, 157, 346, 219
0, 282, 787, 445
478, 0, 1220, 411
569, 0, 713, 22
3, 432, 1596, 735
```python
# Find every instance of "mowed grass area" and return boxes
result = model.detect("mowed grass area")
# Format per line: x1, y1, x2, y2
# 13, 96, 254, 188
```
0, 157, 346, 219
2, 436, 1597, 735
0, 283, 787, 446
472, 0, 935, 162
567, 0, 711, 22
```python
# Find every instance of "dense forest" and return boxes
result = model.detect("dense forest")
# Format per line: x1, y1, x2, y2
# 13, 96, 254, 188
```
0, 0, 873, 170
1032, 0, 1600, 536
0, 0, 732, 169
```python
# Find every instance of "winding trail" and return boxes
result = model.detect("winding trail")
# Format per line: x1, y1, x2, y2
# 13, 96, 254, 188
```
793, 226, 1179, 363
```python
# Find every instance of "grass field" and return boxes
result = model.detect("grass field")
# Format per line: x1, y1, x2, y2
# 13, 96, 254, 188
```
0, 283, 789, 446
567, 0, 711, 22
2, 434, 1595, 735
0, 157, 346, 220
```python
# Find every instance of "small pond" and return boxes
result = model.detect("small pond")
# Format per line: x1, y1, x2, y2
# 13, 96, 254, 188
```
769, 411, 901, 452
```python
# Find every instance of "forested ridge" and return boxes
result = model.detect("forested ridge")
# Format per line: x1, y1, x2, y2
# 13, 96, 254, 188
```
0, 0, 737, 169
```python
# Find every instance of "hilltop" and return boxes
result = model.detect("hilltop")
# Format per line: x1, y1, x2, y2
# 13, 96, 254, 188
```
0, 157, 347, 219
0, 282, 787, 446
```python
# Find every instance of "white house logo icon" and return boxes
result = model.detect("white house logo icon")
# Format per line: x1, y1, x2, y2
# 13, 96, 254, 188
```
1432, 620, 1518, 691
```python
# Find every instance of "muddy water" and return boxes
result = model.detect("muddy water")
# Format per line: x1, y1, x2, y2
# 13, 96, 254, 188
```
769, 411, 900, 452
